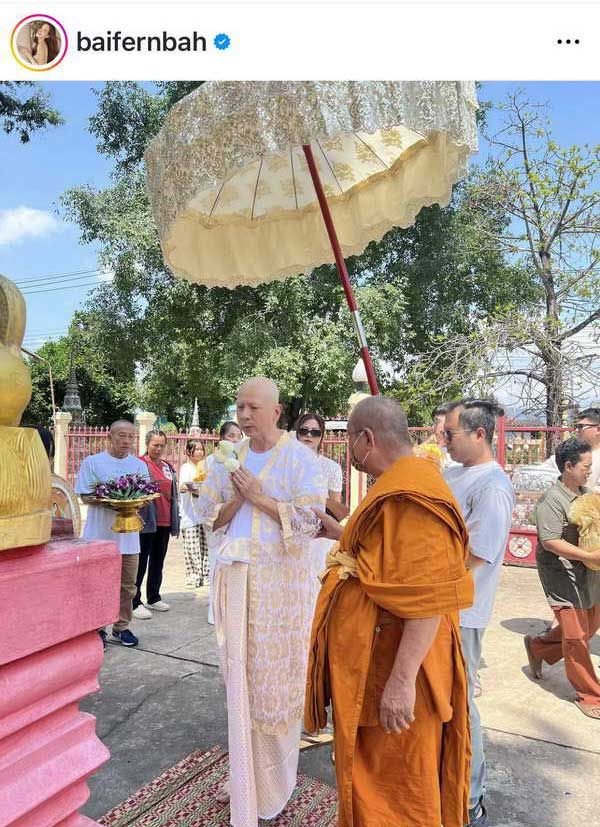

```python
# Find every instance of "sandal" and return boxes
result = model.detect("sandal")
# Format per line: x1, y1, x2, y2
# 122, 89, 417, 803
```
574, 701, 600, 719
524, 635, 543, 680
300, 732, 333, 751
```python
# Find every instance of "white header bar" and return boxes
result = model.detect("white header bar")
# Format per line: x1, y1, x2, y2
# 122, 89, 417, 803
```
0, 2, 596, 80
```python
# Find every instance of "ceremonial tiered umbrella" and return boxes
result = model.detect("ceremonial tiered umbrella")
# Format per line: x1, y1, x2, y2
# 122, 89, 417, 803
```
145, 82, 478, 394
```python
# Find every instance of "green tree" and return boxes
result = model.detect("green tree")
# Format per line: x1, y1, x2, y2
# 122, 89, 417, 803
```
61, 82, 536, 426
410, 92, 600, 433
0, 81, 62, 142
22, 326, 135, 427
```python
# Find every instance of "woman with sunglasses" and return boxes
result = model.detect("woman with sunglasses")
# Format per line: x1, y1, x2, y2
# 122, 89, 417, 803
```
296, 412, 344, 598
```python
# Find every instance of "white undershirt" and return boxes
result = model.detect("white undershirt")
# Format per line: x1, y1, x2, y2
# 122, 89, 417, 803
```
226, 447, 274, 541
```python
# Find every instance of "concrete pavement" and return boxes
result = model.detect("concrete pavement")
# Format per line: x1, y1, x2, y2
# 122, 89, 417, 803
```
82, 543, 600, 825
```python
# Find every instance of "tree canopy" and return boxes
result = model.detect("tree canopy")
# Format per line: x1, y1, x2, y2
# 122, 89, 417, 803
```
408, 91, 600, 430
23, 325, 133, 427
0, 81, 62, 143
53, 81, 537, 427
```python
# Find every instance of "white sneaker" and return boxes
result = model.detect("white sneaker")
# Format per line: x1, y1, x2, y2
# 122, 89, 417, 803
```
147, 600, 170, 612
132, 604, 152, 620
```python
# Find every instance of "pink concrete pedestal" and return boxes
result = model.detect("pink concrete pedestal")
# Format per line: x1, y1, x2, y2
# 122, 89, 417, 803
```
0, 539, 121, 826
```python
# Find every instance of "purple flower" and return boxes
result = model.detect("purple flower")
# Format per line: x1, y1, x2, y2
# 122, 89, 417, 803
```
94, 473, 159, 501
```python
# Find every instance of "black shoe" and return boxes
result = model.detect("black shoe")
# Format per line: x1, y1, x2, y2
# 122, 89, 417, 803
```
466, 797, 488, 827
98, 629, 108, 651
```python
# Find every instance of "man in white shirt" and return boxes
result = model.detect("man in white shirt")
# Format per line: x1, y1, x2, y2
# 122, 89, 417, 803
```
574, 408, 600, 490
444, 399, 515, 827
75, 419, 150, 648
536, 408, 600, 492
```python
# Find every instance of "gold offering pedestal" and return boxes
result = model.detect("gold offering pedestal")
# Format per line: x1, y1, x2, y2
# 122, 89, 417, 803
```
96, 492, 160, 533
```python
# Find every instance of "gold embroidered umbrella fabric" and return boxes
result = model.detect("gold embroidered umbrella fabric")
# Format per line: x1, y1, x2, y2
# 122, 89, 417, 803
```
145, 81, 478, 289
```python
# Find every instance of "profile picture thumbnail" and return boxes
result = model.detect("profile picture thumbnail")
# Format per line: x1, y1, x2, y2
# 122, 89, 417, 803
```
11, 15, 68, 71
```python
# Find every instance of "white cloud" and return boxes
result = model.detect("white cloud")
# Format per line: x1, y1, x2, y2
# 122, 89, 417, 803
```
0, 206, 63, 246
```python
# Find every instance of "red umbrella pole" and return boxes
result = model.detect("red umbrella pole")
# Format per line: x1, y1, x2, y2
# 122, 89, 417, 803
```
302, 144, 379, 395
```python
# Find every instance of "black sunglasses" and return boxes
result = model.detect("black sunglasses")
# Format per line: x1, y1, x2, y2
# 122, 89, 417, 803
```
298, 427, 322, 438
444, 428, 475, 443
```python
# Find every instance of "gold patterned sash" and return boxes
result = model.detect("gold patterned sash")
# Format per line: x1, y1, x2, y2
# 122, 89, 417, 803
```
321, 542, 358, 581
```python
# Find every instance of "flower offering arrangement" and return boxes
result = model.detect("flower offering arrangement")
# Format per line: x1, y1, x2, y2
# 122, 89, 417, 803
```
193, 467, 207, 483
569, 492, 600, 571
94, 473, 160, 500
414, 442, 444, 468
94, 473, 160, 533
212, 440, 241, 472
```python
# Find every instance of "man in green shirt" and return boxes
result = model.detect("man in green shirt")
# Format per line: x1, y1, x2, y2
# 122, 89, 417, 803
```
525, 437, 600, 719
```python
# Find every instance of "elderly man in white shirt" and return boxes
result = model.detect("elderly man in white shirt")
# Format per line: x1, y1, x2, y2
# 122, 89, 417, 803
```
75, 419, 150, 649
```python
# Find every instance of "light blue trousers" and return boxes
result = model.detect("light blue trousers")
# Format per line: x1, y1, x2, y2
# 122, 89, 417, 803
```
460, 626, 486, 809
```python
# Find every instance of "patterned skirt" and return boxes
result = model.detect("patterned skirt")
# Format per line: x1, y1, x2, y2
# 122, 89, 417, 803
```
181, 524, 209, 587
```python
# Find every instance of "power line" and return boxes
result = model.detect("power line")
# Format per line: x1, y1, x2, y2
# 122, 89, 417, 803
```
23, 333, 69, 340
23, 333, 70, 343
24, 326, 71, 334
15, 267, 105, 284
15, 270, 112, 289
21, 279, 113, 296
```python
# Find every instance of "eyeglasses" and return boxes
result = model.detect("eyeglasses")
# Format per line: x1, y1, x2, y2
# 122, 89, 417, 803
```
444, 428, 475, 443
298, 427, 322, 438
575, 423, 597, 432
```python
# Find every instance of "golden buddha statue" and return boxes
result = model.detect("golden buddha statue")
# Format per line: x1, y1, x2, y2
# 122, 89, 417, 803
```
0, 275, 52, 550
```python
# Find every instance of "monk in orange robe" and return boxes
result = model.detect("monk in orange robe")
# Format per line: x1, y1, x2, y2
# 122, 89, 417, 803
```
305, 397, 474, 827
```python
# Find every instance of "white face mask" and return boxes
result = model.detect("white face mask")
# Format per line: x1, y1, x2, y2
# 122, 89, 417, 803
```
350, 430, 371, 472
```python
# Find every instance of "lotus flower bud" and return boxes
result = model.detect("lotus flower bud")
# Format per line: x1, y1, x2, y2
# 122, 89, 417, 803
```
219, 440, 235, 455
223, 457, 240, 472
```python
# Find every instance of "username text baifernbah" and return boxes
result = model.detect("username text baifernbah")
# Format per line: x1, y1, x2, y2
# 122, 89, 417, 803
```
77, 31, 208, 52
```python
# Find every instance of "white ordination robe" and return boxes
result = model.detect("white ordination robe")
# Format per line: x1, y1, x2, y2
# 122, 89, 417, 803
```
197, 432, 326, 826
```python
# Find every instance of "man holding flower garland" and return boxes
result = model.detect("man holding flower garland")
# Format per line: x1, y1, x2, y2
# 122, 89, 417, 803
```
198, 377, 327, 827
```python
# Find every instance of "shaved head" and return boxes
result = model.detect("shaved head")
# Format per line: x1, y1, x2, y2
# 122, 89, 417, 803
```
349, 397, 411, 450
238, 376, 280, 404
110, 419, 134, 433
236, 376, 282, 442
108, 418, 136, 459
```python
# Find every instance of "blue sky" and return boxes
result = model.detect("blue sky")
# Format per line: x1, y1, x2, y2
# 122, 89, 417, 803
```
1, 80, 599, 353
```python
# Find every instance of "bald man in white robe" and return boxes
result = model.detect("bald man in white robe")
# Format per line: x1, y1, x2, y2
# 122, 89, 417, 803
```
198, 378, 327, 826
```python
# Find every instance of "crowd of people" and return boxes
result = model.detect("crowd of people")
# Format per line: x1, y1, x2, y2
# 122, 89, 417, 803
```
71, 385, 600, 827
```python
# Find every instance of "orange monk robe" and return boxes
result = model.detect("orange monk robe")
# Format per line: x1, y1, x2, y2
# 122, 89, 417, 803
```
305, 456, 474, 827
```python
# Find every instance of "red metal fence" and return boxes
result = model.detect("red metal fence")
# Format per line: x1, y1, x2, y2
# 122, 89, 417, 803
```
65, 428, 354, 504
65, 419, 574, 493
66, 417, 584, 572
323, 433, 352, 507
66, 426, 111, 486
164, 430, 353, 506
496, 422, 570, 470
163, 431, 220, 474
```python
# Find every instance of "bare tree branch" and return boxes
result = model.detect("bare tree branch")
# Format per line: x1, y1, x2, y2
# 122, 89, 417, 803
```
560, 307, 600, 341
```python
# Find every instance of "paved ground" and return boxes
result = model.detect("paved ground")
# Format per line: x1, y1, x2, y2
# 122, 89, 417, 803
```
82, 543, 600, 825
